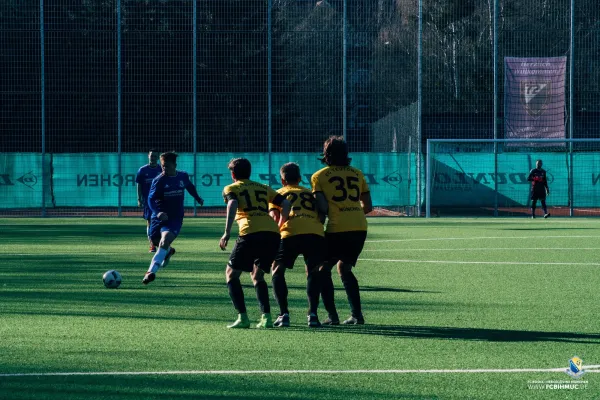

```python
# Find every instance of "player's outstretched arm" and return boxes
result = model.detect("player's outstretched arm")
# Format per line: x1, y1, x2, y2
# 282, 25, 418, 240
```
269, 207, 281, 224
279, 199, 291, 228
220, 199, 238, 250
317, 212, 326, 224
186, 183, 204, 206
314, 192, 329, 216
527, 169, 535, 181
360, 192, 373, 214
147, 179, 163, 216
137, 184, 144, 207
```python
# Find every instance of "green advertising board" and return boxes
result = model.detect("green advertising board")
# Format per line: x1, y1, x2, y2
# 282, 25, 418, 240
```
4, 152, 598, 210
0, 153, 417, 209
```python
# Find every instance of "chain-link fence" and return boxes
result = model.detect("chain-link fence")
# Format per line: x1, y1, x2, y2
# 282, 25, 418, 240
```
1, 1, 598, 216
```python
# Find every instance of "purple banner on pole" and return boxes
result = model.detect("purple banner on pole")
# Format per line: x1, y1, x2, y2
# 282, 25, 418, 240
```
504, 57, 566, 144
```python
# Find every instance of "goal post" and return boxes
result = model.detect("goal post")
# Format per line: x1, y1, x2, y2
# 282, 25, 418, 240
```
426, 139, 600, 218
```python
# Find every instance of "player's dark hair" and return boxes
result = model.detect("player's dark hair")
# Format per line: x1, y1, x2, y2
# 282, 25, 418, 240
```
280, 162, 301, 184
320, 136, 351, 166
149, 148, 159, 154
228, 158, 251, 179
160, 151, 178, 164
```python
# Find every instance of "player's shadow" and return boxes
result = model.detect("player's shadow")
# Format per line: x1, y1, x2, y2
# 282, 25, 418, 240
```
324, 324, 600, 344
0, 223, 220, 244
282, 285, 439, 294
0, 373, 435, 400
501, 227, 598, 231
360, 286, 440, 294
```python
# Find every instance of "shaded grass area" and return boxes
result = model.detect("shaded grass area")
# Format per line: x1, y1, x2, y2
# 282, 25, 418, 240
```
1, 218, 600, 399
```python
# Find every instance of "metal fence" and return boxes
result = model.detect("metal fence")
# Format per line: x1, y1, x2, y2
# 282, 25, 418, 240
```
1, 0, 599, 216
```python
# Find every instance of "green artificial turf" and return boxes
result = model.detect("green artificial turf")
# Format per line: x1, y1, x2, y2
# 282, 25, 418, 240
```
1, 218, 598, 399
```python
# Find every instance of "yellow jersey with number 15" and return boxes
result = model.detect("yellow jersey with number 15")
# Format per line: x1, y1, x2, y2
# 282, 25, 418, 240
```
270, 185, 324, 238
311, 166, 369, 233
222, 179, 284, 236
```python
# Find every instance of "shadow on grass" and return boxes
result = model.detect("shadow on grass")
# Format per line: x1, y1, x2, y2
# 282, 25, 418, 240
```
361, 286, 440, 294
0, 223, 220, 244
0, 372, 435, 400
309, 324, 600, 344
281, 284, 439, 294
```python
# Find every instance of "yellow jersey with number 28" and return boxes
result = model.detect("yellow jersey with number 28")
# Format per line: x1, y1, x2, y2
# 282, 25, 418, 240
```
270, 185, 324, 238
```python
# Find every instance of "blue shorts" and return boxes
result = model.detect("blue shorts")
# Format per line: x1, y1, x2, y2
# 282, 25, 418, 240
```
142, 205, 152, 221
148, 218, 183, 242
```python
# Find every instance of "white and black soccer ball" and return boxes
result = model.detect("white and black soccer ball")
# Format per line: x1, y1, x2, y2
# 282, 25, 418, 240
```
103, 270, 122, 289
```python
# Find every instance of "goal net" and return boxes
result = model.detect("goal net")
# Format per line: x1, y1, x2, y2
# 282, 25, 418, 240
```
426, 139, 600, 217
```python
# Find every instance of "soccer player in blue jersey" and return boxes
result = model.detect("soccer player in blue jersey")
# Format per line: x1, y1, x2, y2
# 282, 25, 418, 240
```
142, 152, 204, 285
136, 149, 162, 252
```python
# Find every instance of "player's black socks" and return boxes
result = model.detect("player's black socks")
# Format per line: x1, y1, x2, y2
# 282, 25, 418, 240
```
227, 279, 246, 314
271, 271, 289, 315
541, 200, 548, 214
320, 268, 337, 315
306, 269, 321, 315
254, 280, 271, 314
341, 270, 362, 317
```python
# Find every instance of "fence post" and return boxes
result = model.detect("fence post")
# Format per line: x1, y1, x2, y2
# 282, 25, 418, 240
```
417, 0, 423, 216
493, 0, 499, 217
40, 0, 46, 217
117, 0, 122, 217
342, 0, 347, 141
569, 0, 575, 216
193, 0, 198, 217
268, 0, 273, 179
425, 139, 430, 218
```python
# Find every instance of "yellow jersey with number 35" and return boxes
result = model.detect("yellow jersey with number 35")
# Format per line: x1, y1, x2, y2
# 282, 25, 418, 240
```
222, 179, 283, 236
270, 185, 324, 238
311, 166, 369, 233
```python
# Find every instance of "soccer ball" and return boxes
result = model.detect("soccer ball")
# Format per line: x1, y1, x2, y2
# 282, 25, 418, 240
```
103, 270, 122, 289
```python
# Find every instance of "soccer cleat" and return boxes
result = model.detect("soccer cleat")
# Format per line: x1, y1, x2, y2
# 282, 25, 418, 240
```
342, 315, 365, 325
544, 213, 551, 219
227, 314, 251, 329
273, 313, 290, 328
322, 313, 340, 326
255, 313, 273, 329
531, 215, 535, 219
160, 247, 176, 268
307, 313, 322, 328
142, 272, 156, 285
149, 244, 157, 253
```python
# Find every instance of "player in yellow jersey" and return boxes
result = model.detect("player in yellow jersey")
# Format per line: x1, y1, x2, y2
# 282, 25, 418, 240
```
219, 158, 291, 329
268, 163, 325, 328
311, 136, 373, 325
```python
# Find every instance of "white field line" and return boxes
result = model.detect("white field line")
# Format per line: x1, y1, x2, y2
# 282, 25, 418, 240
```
358, 259, 600, 266
0, 252, 223, 256
367, 235, 600, 243
362, 248, 600, 251
1, 366, 600, 377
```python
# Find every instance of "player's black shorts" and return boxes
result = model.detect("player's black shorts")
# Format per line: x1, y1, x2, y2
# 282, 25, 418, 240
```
228, 231, 281, 273
530, 187, 547, 201
275, 234, 325, 270
325, 230, 367, 267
